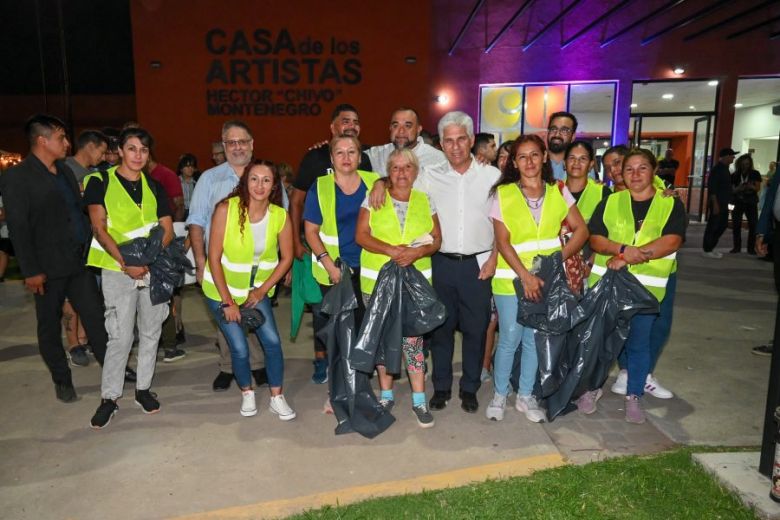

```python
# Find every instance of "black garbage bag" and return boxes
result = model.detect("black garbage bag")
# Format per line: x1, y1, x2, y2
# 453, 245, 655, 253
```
317, 262, 395, 438
351, 262, 446, 374
515, 252, 587, 398
544, 267, 660, 421
119, 227, 194, 305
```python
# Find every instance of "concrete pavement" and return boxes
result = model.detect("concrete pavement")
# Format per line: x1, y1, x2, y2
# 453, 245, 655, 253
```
0, 222, 776, 519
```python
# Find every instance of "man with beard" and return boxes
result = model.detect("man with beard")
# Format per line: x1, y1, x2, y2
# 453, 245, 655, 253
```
366, 107, 444, 175
187, 120, 268, 391
472, 133, 498, 166
546, 111, 578, 181
289, 104, 372, 384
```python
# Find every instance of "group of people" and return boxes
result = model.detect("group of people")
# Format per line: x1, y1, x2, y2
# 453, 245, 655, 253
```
1, 104, 687, 431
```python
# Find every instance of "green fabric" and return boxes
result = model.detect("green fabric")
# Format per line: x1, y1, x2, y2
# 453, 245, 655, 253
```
290, 254, 322, 339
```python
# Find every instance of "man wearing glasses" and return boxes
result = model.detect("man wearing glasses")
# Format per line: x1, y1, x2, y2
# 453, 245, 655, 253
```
546, 111, 578, 181
187, 120, 268, 391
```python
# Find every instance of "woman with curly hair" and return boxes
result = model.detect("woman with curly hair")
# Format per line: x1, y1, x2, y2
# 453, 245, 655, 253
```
202, 159, 295, 420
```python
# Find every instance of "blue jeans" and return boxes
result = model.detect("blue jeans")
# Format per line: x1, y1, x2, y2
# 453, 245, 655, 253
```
624, 313, 657, 396
206, 297, 284, 389
493, 295, 537, 397
618, 272, 677, 372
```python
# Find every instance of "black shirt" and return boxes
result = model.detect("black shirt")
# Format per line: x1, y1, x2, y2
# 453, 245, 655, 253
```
83, 171, 172, 219
293, 144, 373, 193
708, 162, 733, 205
588, 194, 687, 240
730, 169, 762, 205
53, 161, 89, 244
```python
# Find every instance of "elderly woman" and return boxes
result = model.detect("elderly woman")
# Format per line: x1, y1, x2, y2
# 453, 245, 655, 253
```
486, 135, 588, 423
587, 148, 686, 423
304, 135, 378, 410
202, 160, 295, 420
355, 149, 442, 428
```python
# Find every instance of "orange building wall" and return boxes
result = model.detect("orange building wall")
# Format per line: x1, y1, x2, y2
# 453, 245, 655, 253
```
130, 0, 432, 171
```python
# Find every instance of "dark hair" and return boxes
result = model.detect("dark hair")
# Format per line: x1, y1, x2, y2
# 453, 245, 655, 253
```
491, 134, 553, 196
118, 127, 154, 149
24, 114, 67, 147
391, 106, 420, 123
547, 111, 578, 134
564, 140, 594, 162
75, 130, 108, 152
473, 132, 495, 153
221, 120, 253, 139
603, 144, 629, 159
331, 103, 359, 121
622, 148, 658, 173
176, 153, 199, 175
101, 127, 120, 151
735, 154, 754, 174
499, 140, 514, 154
224, 159, 282, 235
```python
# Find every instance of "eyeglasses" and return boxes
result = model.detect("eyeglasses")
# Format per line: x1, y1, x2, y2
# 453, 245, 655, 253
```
548, 126, 573, 136
222, 139, 252, 148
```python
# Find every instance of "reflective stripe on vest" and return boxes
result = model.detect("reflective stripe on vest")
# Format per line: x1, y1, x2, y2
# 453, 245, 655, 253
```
587, 190, 676, 302
86, 166, 158, 272
201, 198, 286, 304
311, 170, 378, 286
576, 178, 604, 223
492, 183, 568, 296
359, 189, 434, 294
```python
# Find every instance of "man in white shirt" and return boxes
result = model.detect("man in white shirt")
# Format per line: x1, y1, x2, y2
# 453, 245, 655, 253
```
416, 111, 499, 414
366, 107, 444, 176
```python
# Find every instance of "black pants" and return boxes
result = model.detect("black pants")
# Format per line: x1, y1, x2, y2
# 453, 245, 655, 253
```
312, 267, 365, 355
430, 254, 492, 394
702, 206, 729, 252
732, 201, 758, 253
34, 268, 107, 385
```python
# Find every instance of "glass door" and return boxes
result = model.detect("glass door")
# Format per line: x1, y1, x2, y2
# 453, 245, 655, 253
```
687, 116, 712, 221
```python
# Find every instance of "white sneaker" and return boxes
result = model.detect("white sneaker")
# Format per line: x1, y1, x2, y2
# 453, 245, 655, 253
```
515, 395, 545, 423
485, 392, 506, 421
644, 374, 673, 399
611, 369, 628, 395
702, 251, 723, 259
269, 394, 297, 421
240, 390, 257, 417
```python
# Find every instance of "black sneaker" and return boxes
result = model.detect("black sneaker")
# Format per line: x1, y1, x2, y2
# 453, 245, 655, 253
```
135, 389, 160, 414
412, 404, 435, 428
163, 348, 186, 363
429, 390, 451, 410
752, 344, 773, 357
252, 368, 268, 387
55, 382, 78, 403
175, 328, 186, 345
90, 399, 118, 429
124, 366, 137, 383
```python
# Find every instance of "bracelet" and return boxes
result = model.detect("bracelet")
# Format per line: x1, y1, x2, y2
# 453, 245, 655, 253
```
219, 301, 234, 308
618, 244, 626, 260
316, 251, 329, 262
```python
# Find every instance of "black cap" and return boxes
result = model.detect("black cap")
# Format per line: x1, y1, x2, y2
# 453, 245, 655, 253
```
719, 147, 738, 158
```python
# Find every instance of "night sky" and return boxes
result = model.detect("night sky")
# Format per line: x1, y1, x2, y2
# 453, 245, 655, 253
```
1, 0, 134, 95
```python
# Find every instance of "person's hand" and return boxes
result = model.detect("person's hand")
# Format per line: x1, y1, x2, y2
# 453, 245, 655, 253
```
757, 235, 768, 257
710, 200, 720, 216
124, 265, 149, 280
326, 263, 342, 284
308, 140, 328, 151
243, 287, 266, 309
662, 188, 679, 198
607, 256, 628, 270
393, 247, 420, 267
24, 274, 46, 295
293, 237, 308, 260
478, 254, 497, 280
283, 269, 293, 286
475, 155, 489, 166
520, 273, 544, 302
622, 245, 650, 264
368, 180, 387, 210
196, 263, 205, 284
222, 302, 241, 323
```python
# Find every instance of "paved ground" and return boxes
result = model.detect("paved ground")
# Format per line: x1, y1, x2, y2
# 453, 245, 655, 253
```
0, 222, 776, 519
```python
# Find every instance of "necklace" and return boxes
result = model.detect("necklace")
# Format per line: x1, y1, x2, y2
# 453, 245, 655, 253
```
520, 185, 544, 209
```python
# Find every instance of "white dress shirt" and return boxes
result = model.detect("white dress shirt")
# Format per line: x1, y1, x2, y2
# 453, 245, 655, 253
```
367, 137, 445, 177
415, 156, 500, 255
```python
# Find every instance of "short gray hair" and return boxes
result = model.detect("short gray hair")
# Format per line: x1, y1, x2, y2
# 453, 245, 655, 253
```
437, 111, 474, 139
221, 120, 253, 140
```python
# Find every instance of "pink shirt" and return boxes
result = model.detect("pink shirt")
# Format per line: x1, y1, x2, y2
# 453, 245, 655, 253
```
490, 183, 575, 223
149, 163, 183, 214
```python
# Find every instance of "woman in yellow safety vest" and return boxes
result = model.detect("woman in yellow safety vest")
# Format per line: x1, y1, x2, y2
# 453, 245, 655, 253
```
355, 148, 442, 428
486, 135, 588, 424
586, 148, 685, 424
203, 160, 295, 420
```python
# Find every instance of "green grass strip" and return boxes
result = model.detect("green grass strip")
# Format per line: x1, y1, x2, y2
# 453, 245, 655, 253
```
290, 448, 757, 519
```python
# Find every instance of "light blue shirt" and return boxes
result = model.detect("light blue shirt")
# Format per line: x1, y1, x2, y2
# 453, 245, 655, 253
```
186, 161, 288, 248
551, 159, 566, 181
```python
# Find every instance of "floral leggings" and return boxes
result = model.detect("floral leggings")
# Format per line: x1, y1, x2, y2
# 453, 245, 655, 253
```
362, 293, 425, 374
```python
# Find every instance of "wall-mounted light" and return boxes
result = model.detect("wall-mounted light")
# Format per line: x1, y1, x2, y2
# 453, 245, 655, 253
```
630, 103, 638, 108
689, 105, 696, 110
404, 56, 417, 64
435, 94, 449, 104
662, 93, 674, 100
734, 103, 743, 108
708, 80, 718, 86
150, 60, 162, 69
673, 66, 685, 75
